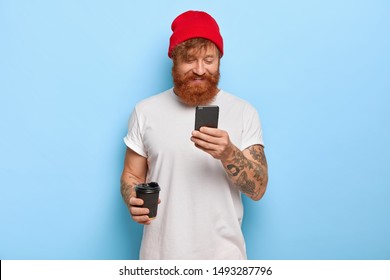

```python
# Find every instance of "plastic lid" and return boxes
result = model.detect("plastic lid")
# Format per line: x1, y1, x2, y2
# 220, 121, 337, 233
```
135, 182, 161, 194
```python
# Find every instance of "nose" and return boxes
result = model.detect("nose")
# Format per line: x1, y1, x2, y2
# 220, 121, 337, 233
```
193, 60, 205, 76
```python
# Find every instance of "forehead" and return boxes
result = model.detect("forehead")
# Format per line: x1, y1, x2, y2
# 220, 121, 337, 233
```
186, 44, 219, 58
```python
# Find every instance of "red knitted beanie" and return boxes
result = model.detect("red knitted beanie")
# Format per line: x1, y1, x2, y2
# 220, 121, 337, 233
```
168, 10, 223, 58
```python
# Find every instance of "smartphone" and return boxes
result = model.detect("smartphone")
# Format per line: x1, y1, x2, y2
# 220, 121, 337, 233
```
194, 105, 219, 130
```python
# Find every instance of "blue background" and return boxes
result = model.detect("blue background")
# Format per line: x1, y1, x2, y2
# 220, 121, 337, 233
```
1, 0, 389, 259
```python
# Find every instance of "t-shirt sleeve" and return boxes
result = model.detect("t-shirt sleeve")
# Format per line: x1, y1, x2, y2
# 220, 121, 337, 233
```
241, 103, 264, 150
123, 108, 147, 157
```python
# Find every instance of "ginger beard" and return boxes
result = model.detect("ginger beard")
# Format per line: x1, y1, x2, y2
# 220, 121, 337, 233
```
172, 65, 220, 106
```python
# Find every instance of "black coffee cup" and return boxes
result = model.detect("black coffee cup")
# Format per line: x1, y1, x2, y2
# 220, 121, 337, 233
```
135, 182, 161, 219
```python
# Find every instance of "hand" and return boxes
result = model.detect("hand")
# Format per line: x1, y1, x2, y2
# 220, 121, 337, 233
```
191, 127, 234, 160
129, 197, 151, 225
129, 197, 162, 225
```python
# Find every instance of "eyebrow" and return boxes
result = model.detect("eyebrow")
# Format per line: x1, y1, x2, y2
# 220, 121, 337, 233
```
184, 54, 216, 60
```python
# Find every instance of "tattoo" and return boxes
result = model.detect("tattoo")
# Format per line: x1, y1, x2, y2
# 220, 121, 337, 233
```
226, 164, 240, 176
120, 179, 132, 208
120, 175, 141, 208
223, 144, 268, 199
229, 149, 253, 174
248, 145, 268, 167
237, 171, 256, 195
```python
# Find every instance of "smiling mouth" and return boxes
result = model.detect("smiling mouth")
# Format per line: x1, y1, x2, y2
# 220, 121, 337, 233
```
192, 78, 205, 82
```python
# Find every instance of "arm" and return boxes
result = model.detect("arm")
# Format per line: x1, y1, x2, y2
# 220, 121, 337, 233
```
120, 147, 151, 224
191, 127, 268, 200
222, 144, 268, 201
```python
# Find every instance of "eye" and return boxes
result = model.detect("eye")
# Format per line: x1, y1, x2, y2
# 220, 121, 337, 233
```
185, 57, 196, 63
204, 57, 215, 64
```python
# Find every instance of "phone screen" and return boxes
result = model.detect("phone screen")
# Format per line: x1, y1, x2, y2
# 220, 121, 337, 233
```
194, 105, 219, 130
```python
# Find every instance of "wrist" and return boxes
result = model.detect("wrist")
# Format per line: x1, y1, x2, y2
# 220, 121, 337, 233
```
221, 142, 237, 162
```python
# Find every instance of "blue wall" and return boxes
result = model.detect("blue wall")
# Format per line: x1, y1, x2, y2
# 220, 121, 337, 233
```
1, 0, 389, 259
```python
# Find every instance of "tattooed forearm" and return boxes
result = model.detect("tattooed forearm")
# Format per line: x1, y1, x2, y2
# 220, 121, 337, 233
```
237, 171, 256, 195
120, 179, 133, 208
223, 145, 268, 200
120, 175, 143, 209
249, 145, 268, 167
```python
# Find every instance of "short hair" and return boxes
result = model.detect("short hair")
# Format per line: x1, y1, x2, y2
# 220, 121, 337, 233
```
170, 38, 221, 62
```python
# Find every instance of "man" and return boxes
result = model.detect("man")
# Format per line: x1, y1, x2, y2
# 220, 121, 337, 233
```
121, 10, 268, 260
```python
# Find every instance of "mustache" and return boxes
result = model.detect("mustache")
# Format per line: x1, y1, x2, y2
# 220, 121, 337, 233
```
178, 71, 218, 85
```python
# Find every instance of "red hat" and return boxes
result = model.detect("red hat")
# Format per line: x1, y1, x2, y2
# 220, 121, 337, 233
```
168, 10, 223, 58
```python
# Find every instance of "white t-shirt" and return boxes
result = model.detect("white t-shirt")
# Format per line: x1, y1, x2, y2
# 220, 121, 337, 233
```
124, 88, 264, 260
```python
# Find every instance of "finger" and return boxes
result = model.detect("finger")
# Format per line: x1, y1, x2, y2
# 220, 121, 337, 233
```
192, 130, 226, 146
199, 127, 224, 137
192, 129, 217, 140
194, 144, 220, 159
191, 133, 218, 146
130, 206, 150, 216
129, 197, 144, 206
192, 137, 219, 151
191, 130, 203, 140
132, 214, 151, 225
